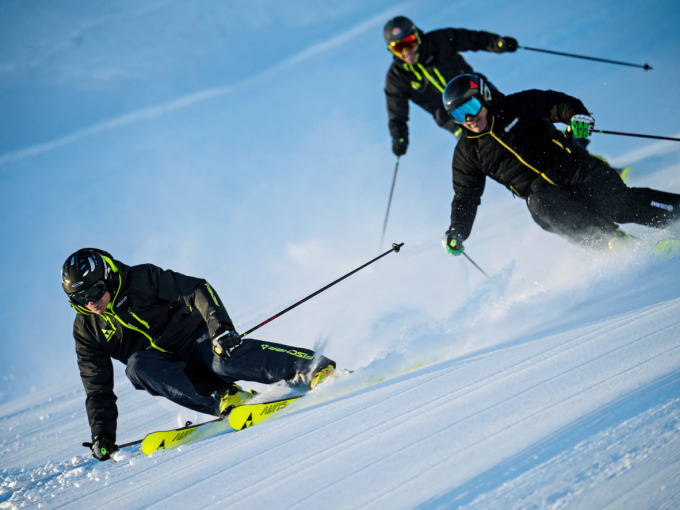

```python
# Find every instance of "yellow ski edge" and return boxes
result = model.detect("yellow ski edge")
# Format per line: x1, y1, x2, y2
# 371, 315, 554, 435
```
140, 417, 226, 455
655, 238, 680, 258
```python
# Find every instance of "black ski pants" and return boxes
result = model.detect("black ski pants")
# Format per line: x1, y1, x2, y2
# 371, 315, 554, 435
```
526, 157, 680, 248
125, 327, 334, 416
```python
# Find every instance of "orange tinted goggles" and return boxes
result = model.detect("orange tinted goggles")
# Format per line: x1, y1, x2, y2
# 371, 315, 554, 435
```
388, 34, 418, 55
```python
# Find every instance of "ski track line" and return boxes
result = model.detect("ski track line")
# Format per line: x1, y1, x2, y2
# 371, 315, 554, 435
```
161, 300, 675, 481
42, 446, 178, 509
281, 321, 680, 507
6, 299, 672, 507
134, 382, 429, 505
159, 305, 680, 507
278, 307, 680, 506
5, 398, 235, 507
398, 300, 680, 427
62, 304, 680, 508
455, 396, 680, 510
68, 384, 359, 507
309, 349, 679, 509
34, 301, 679, 507
21, 320, 678, 510
19, 339, 675, 507
134, 370, 465, 507
62, 429, 258, 508
62, 386, 387, 507
361, 339, 680, 508
99, 362, 436, 490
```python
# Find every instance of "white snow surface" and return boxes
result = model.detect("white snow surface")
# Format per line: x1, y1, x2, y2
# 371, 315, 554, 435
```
2, 1, 680, 508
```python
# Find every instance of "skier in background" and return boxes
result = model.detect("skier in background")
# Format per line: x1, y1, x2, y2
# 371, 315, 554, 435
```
383, 15, 518, 157
440, 74, 680, 254
62, 248, 335, 461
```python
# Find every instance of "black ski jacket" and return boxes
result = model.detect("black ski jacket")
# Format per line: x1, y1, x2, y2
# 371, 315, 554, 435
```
449, 89, 591, 240
72, 259, 235, 442
385, 27, 505, 141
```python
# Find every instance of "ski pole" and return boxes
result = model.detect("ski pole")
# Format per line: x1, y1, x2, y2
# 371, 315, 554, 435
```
83, 417, 219, 454
595, 129, 680, 142
379, 157, 400, 251
241, 242, 405, 338
463, 252, 491, 280
519, 45, 652, 71
83, 438, 143, 450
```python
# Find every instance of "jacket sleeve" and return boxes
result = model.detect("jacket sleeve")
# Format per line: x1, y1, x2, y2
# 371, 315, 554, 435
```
385, 67, 410, 141
510, 89, 590, 125
75, 318, 118, 442
450, 143, 486, 240
145, 264, 235, 338
444, 27, 505, 53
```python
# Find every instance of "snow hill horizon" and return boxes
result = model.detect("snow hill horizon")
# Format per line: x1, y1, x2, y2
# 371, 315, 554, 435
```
1, 1, 680, 508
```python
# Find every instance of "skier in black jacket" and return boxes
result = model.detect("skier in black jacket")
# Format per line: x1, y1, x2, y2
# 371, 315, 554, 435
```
383, 16, 517, 157
62, 248, 336, 461
440, 74, 680, 252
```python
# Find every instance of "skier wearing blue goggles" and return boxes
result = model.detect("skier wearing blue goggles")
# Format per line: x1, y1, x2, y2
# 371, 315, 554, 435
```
443, 74, 493, 124
440, 72, 680, 257
450, 97, 483, 123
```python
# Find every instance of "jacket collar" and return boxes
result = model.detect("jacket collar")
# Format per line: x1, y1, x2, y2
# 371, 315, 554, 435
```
466, 115, 495, 139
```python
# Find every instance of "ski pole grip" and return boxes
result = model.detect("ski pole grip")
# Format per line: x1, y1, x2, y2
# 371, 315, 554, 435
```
392, 242, 404, 252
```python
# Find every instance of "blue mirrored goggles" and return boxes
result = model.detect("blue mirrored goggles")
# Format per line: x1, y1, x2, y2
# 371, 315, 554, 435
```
450, 97, 482, 123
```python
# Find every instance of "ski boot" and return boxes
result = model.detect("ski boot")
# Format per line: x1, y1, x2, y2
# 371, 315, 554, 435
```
219, 384, 256, 416
310, 364, 336, 390
607, 228, 635, 250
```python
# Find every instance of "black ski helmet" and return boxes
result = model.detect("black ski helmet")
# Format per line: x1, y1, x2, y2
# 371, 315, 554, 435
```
383, 16, 417, 45
442, 74, 493, 116
61, 248, 114, 295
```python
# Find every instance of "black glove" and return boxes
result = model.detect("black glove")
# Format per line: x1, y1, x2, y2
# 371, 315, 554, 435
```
443, 228, 465, 256
496, 36, 518, 53
392, 137, 408, 156
212, 329, 242, 358
91, 434, 118, 461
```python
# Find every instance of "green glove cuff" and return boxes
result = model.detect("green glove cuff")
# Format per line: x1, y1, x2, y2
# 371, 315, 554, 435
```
446, 242, 464, 255
442, 235, 464, 256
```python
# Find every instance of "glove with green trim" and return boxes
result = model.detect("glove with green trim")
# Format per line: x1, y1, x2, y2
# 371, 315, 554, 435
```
495, 36, 518, 53
392, 137, 408, 156
212, 328, 242, 358
443, 229, 465, 256
91, 434, 118, 461
571, 114, 595, 139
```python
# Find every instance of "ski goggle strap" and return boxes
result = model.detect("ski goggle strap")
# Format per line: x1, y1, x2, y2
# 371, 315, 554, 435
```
450, 97, 483, 123
388, 34, 419, 56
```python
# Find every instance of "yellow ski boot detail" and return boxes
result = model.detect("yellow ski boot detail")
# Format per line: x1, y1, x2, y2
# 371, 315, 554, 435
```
310, 364, 336, 390
608, 228, 633, 250
219, 384, 256, 415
